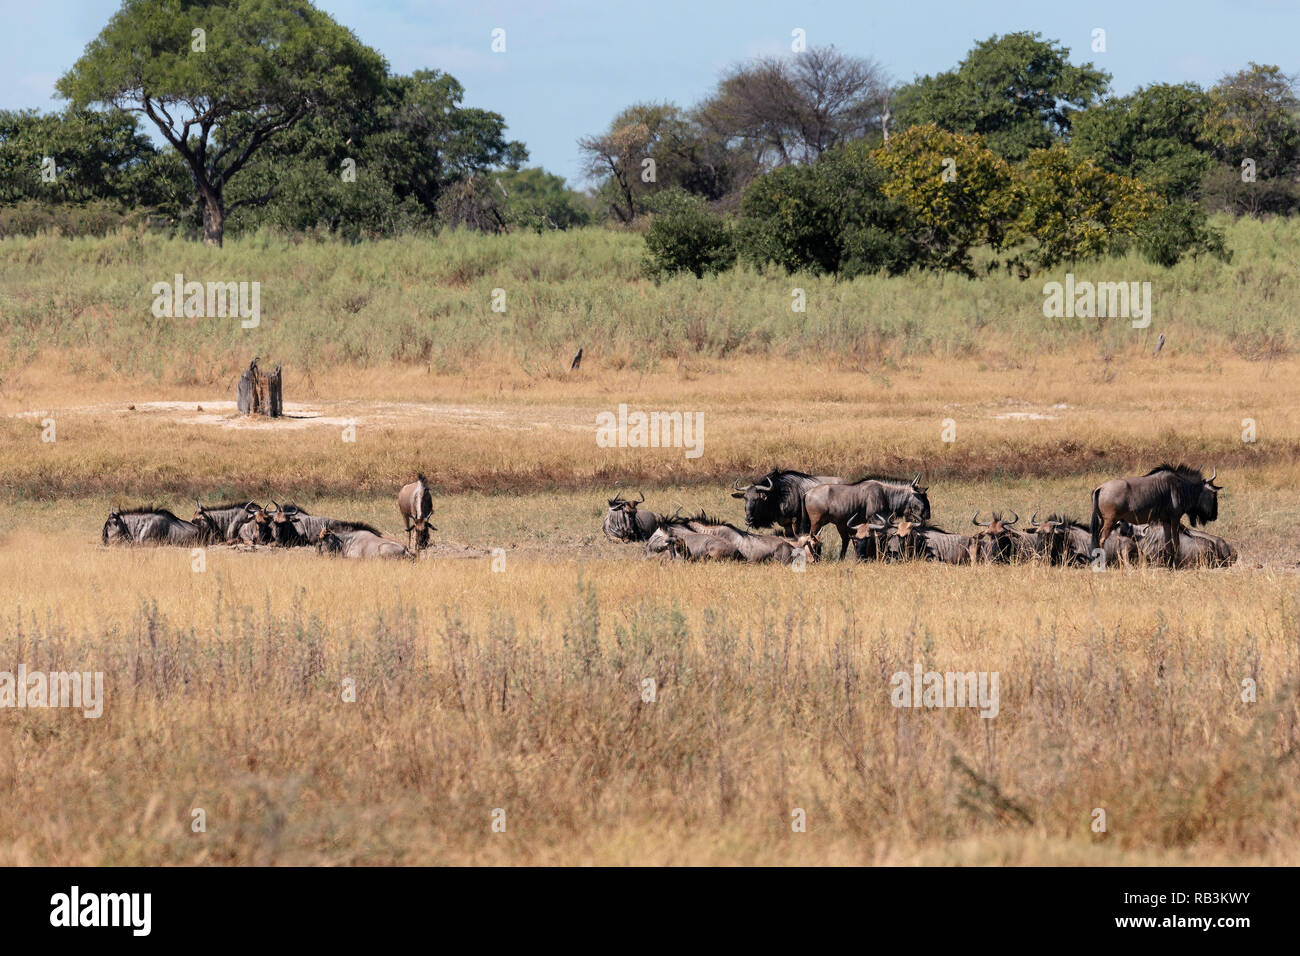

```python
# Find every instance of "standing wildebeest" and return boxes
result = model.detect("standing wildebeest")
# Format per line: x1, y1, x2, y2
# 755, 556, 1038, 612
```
397, 474, 436, 553
101, 507, 207, 546
315, 524, 409, 559
731, 469, 846, 537
970, 511, 1035, 563
803, 475, 931, 560
1128, 523, 1237, 568
193, 500, 260, 543
602, 492, 661, 542
1091, 465, 1221, 566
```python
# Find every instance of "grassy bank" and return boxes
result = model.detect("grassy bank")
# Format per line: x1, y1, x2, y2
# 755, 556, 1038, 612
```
0, 217, 1296, 382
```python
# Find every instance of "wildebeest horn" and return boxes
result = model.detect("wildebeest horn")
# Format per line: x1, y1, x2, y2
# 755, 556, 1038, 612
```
636, 491, 645, 503
732, 478, 751, 492
1208, 467, 1218, 485
1030, 511, 1039, 526
847, 511, 863, 530
911, 473, 921, 486
755, 477, 773, 491
972, 511, 989, 527
1006, 511, 1019, 526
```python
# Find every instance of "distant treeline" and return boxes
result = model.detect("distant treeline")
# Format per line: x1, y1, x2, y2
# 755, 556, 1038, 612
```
1, 4, 1297, 277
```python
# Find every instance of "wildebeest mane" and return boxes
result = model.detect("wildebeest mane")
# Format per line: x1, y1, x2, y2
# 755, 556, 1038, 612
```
204, 500, 256, 511
117, 505, 179, 518
326, 519, 384, 536
1045, 513, 1088, 530
1142, 463, 1204, 482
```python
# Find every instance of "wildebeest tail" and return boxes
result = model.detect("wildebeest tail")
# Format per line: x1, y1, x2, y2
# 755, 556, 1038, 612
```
1089, 488, 1102, 551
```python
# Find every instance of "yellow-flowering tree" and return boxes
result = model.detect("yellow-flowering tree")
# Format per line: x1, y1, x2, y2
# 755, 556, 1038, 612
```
873, 124, 1018, 275
1012, 146, 1158, 269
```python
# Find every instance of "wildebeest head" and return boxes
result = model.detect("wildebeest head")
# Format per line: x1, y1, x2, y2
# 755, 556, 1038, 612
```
315, 527, 342, 555
602, 491, 646, 542
270, 501, 300, 546
101, 507, 129, 545
792, 534, 822, 562
731, 472, 783, 529
902, 474, 931, 521
848, 512, 891, 561
971, 510, 1020, 562
1190, 467, 1221, 526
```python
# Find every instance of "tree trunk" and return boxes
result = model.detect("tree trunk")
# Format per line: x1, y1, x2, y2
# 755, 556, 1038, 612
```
202, 190, 225, 247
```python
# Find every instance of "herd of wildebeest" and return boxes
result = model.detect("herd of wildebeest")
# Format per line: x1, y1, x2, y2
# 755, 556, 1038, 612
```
602, 464, 1237, 568
98, 464, 1237, 568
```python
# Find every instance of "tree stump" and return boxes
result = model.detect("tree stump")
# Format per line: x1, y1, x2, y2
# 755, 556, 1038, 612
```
236, 358, 282, 418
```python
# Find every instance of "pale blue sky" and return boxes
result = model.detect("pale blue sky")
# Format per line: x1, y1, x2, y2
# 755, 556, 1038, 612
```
3, 0, 1298, 186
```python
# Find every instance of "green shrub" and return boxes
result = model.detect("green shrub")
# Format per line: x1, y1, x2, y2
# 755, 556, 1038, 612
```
641, 189, 735, 279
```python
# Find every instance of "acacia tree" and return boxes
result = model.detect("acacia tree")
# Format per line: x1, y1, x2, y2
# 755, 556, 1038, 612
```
57, 0, 386, 245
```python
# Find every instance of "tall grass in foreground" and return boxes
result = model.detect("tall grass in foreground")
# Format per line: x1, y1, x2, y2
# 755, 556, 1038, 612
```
2, 566, 1296, 865
0, 217, 1295, 382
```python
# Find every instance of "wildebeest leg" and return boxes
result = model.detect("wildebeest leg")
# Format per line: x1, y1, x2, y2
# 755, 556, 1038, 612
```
1165, 518, 1180, 568
836, 522, 851, 560
1096, 516, 1116, 550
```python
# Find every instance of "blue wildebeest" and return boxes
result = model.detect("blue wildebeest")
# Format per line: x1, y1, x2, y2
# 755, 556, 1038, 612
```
237, 504, 275, 545
660, 510, 821, 564
731, 469, 846, 537
970, 511, 1036, 564
397, 474, 436, 553
101, 507, 208, 546
803, 475, 931, 560
1091, 465, 1221, 566
1128, 522, 1237, 568
848, 513, 892, 562
192, 500, 260, 543
1033, 512, 1137, 567
271, 502, 336, 547
602, 492, 662, 542
315, 523, 409, 559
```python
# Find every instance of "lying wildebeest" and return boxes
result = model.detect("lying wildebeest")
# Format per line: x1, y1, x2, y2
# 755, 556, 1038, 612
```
397, 474, 436, 553
602, 491, 662, 542
101, 506, 208, 546
873, 514, 973, 564
660, 510, 822, 564
271, 502, 335, 547
1091, 464, 1221, 566
315, 524, 409, 559
645, 526, 743, 562
969, 511, 1036, 563
237, 504, 275, 544
848, 513, 892, 561
804, 474, 931, 560
1127, 522, 1237, 568
192, 500, 260, 543
731, 469, 846, 537
1032, 512, 1137, 566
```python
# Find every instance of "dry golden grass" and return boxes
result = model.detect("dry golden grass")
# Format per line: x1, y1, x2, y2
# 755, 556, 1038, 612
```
1, 343, 1297, 866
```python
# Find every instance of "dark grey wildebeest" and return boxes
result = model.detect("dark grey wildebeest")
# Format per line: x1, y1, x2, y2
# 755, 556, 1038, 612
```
271, 502, 335, 547
1091, 464, 1221, 566
315, 524, 409, 559
397, 474, 436, 554
101, 507, 208, 546
731, 469, 846, 537
602, 492, 662, 542
803, 475, 931, 560
1032, 513, 1137, 567
1128, 522, 1237, 568
192, 500, 260, 543
848, 513, 893, 562
970, 512, 1036, 564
